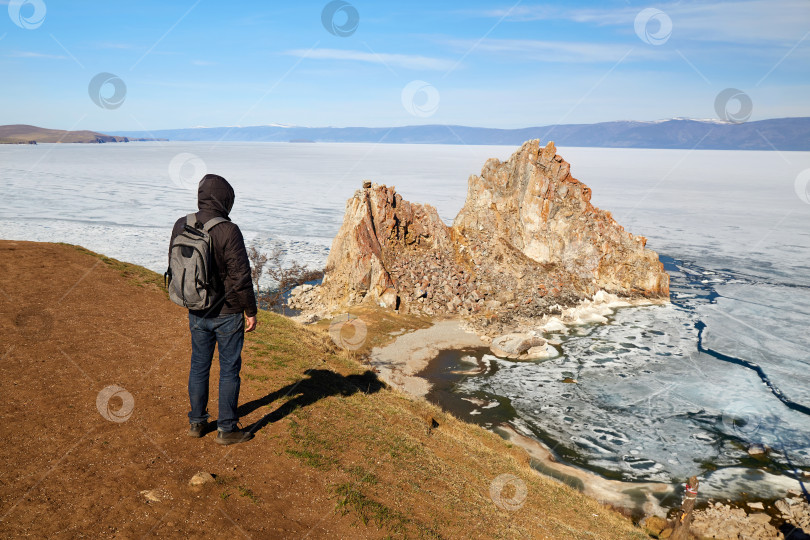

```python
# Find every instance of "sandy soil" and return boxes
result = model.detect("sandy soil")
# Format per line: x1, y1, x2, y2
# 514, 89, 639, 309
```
368, 319, 486, 396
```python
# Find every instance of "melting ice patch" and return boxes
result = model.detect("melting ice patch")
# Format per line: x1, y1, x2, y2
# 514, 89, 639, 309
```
457, 259, 810, 493
699, 282, 810, 405
463, 302, 709, 482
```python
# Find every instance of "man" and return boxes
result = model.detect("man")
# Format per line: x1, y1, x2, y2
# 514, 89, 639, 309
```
169, 174, 258, 445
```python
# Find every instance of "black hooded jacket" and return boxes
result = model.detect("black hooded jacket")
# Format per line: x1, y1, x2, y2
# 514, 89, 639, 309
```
170, 174, 257, 318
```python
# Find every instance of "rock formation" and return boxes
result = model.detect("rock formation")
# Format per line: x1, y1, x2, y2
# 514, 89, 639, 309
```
316, 183, 455, 310
454, 140, 668, 297
292, 140, 669, 332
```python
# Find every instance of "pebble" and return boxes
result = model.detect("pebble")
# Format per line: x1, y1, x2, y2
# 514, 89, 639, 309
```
775, 499, 792, 517
748, 443, 768, 456
139, 489, 162, 503
189, 472, 216, 486
748, 512, 771, 524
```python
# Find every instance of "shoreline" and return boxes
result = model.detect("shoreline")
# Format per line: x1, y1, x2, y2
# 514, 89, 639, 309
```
367, 291, 806, 529
369, 319, 487, 396
497, 423, 672, 518
537, 290, 668, 330
369, 290, 666, 395
368, 292, 678, 518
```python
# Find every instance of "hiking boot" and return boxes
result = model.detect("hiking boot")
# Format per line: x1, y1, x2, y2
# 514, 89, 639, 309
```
215, 429, 254, 446
188, 422, 206, 438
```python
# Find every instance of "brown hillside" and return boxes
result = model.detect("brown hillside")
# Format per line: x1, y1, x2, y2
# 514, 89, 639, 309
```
0, 240, 649, 539
0, 124, 129, 144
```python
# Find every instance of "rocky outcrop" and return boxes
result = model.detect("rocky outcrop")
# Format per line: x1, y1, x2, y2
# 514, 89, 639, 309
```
292, 140, 669, 331
642, 492, 810, 539
454, 140, 669, 297
314, 183, 455, 310
687, 499, 795, 539
773, 493, 810, 532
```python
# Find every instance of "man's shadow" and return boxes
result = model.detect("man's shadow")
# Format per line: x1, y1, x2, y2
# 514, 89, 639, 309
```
237, 369, 385, 434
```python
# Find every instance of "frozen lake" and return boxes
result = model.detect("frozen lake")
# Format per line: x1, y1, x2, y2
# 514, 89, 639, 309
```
2, 141, 810, 502
0, 141, 526, 276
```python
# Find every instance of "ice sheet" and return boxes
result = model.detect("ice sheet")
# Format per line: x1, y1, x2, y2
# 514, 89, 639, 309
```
0, 141, 514, 284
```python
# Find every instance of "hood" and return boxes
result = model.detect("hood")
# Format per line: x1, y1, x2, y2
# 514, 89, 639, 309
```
197, 174, 235, 217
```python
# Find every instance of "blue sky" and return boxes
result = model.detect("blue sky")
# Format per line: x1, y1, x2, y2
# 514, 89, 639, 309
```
1, 0, 808, 131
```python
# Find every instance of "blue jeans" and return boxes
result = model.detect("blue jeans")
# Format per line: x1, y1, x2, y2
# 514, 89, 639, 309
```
188, 312, 244, 432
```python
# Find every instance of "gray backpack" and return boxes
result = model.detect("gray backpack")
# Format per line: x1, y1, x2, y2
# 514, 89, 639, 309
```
166, 213, 227, 310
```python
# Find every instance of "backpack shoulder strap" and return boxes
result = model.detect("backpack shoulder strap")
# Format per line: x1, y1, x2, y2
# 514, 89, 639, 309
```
186, 213, 198, 227
202, 217, 228, 232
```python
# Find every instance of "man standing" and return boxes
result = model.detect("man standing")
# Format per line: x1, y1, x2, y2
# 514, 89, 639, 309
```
169, 174, 257, 445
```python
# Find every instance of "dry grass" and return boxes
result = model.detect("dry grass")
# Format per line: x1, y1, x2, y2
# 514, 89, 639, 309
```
310, 303, 434, 356
65, 245, 650, 539
243, 310, 649, 539
62, 243, 167, 291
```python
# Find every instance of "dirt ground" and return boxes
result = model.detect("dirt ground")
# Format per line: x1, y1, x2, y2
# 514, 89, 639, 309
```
0, 240, 650, 540
0, 240, 381, 538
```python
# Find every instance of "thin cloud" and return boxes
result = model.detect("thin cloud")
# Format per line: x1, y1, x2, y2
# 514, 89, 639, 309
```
283, 48, 455, 71
7, 51, 67, 60
473, 1, 810, 45
440, 38, 652, 63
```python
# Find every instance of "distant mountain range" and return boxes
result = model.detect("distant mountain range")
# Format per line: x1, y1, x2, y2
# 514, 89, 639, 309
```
0, 124, 162, 144
4, 118, 807, 150
109, 117, 810, 150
